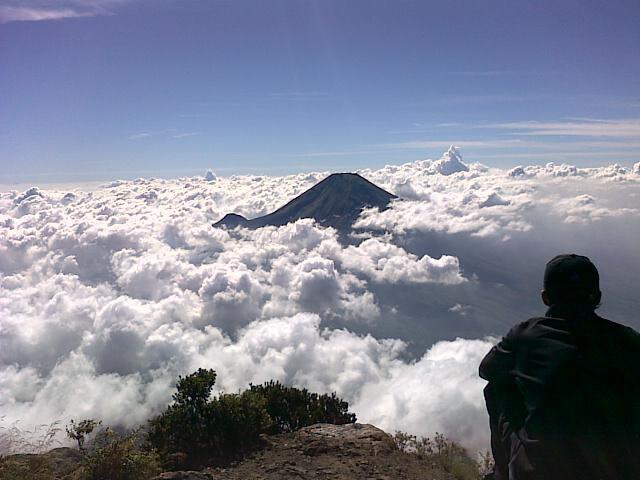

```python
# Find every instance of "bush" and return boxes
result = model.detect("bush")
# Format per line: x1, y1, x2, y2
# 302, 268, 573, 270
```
148, 369, 356, 467
148, 369, 271, 466
392, 431, 482, 480
66, 419, 101, 453
249, 380, 356, 433
148, 369, 219, 462
73, 426, 160, 480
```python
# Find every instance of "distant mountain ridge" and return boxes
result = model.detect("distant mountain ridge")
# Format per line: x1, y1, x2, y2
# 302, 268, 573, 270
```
213, 173, 397, 231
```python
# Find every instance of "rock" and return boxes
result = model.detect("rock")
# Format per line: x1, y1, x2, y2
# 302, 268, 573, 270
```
42, 447, 84, 474
295, 423, 396, 456
0, 447, 83, 479
7, 423, 470, 480
153, 471, 213, 480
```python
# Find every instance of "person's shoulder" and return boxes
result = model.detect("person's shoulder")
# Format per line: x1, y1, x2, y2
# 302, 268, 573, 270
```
594, 316, 640, 382
596, 315, 640, 346
502, 317, 539, 341
509, 315, 567, 340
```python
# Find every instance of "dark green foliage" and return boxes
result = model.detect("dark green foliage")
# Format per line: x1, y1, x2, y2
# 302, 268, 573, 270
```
148, 368, 219, 462
249, 380, 356, 433
173, 368, 217, 410
204, 390, 272, 450
148, 370, 356, 467
147, 369, 271, 465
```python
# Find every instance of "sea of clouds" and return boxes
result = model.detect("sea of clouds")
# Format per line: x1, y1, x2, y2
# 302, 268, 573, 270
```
1, 147, 639, 453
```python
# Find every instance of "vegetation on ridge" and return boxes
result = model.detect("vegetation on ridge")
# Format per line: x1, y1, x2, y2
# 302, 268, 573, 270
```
1, 369, 488, 480
147, 369, 356, 467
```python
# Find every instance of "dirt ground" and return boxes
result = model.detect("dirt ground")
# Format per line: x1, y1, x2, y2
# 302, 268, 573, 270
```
196, 424, 457, 480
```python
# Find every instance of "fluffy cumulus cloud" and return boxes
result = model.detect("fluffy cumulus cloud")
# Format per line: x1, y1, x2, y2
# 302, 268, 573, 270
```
1, 150, 640, 454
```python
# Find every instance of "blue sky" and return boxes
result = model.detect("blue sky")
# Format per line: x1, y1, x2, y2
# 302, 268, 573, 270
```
1, 0, 639, 183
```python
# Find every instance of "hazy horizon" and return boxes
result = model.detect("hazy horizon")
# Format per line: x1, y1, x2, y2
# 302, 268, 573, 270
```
2, 0, 640, 183
1, 146, 638, 187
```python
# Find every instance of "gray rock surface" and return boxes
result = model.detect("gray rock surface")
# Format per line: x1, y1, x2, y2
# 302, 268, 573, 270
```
165, 423, 457, 479
153, 471, 214, 479
296, 423, 396, 456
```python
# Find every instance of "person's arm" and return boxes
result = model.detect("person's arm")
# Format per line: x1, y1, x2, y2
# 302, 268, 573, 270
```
479, 321, 529, 480
484, 382, 510, 480
479, 321, 528, 382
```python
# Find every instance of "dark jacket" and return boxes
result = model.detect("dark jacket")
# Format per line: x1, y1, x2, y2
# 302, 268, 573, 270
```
480, 304, 640, 480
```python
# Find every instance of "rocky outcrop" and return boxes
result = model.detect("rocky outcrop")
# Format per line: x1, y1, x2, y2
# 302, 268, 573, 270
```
3, 424, 466, 480
160, 423, 456, 480
295, 423, 395, 457
0, 447, 83, 478
154, 472, 214, 480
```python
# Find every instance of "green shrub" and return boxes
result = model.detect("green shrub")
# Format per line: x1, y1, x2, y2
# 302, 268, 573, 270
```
66, 419, 101, 453
74, 427, 160, 480
392, 431, 482, 480
249, 380, 356, 433
172, 368, 217, 410
148, 369, 271, 465
206, 390, 272, 449
148, 369, 356, 467
148, 369, 218, 462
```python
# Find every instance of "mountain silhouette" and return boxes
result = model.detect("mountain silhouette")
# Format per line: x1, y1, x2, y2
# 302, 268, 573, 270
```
213, 173, 396, 230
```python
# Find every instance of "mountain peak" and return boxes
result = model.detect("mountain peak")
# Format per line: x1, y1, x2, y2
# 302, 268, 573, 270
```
213, 173, 396, 230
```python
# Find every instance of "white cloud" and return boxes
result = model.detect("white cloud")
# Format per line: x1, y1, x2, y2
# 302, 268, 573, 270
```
486, 118, 640, 138
0, 1, 127, 23
354, 337, 493, 451
340, 238, 464, 284
1, 148, 639, 455
0, 6, 89, 22
449, 303, 472, 316
432, 145, 470, 175
172, 132, 201, 139
129, 132, 152, 140
356, 158, 640, 237
552, 194, 638, 224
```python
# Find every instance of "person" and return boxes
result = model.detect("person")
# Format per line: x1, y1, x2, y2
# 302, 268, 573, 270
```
479, 254, 640, 480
